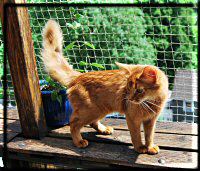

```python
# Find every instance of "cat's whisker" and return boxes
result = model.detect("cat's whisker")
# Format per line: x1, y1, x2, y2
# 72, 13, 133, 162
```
144, 103, 156, 114
143, 101, 156, 115
142, 103, 152, 115
140, 102, 146, 111
139, 104, 145, 116
145, 100, 161, 108
141, 103, 151, 115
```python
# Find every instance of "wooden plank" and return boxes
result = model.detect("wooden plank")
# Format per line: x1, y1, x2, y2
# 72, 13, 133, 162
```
0, 109, 19, 120
3, 0, 47, 138
7, 137, 197, 168
101, 118, 198, 135
2, 109, 197, 135
7, 153, 111, 169
0, 118, 21, 155
6, 159, 31, 169
48, 125, 197, 151
0, 0, 5, 27
0, 130, 19, 156
0, 130, 19, 145
0, 119, 21, 133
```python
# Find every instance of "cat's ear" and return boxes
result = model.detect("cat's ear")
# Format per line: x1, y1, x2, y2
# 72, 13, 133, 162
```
139, 66, 157, 84
115, 62, 133, 74
127, 79, 133, 91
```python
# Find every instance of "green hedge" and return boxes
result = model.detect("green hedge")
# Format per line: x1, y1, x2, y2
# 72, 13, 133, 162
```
0, 1, 197, 102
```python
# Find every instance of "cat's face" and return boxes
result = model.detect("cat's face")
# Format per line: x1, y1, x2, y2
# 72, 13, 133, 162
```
126, 66, 160, 104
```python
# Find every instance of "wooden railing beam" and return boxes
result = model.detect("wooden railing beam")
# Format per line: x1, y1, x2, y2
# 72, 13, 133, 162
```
1, 0, 47, 139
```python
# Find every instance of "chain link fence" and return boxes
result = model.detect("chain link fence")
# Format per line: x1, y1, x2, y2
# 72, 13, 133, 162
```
0, 0, 198, 123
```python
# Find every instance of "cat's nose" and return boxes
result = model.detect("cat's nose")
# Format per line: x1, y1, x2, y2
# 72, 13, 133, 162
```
132, 97, 139, 102
131, 98, 141, 104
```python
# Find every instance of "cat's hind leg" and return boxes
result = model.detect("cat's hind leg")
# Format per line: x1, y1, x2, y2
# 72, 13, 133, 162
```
70, 110, 105, 148
70, 114, 89, 148
90, 120, 113, 135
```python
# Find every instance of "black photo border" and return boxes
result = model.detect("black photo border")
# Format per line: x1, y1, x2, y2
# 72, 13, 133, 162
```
2, 1, 199, 169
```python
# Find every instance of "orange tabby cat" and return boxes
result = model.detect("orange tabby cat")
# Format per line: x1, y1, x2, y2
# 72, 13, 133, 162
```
41, 20, 169, 155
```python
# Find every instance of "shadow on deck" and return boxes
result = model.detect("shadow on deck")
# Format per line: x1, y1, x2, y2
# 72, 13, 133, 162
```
0, 109, 198, 169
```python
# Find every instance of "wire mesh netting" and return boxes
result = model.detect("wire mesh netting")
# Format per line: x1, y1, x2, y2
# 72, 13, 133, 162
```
26, 0, 198, 4
0, 1, 198, 123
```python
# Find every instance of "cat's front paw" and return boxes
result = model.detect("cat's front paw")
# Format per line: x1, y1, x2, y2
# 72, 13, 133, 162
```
147, 145, 160, 155
76, 139, 89, 148
134, 145, 148, 154
101, 126, 114, 135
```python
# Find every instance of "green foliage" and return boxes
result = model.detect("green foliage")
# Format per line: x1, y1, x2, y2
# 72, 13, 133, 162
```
41, 76, 66, 107
78, 60, 105, 71
65, 41, 76, 50
0, 44, 3, 77
0, 88, 3, 99
143, 7, 197, 89
27, 5, 197, 91
26, 0, 198, 3
0, 24, 3, 78
83, 41, 95, 50
0, 24, 3, 101
141, 0, 197, 3
0, 4, 197, 103
90, 63, 105, 69
29, 6, 157, 72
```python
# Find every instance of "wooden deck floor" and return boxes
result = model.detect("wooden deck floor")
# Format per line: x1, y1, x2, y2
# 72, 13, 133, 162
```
0, 109, 198, 169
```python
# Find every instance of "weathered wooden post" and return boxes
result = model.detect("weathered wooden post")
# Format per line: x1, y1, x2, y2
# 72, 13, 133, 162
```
1, 0, 47, 139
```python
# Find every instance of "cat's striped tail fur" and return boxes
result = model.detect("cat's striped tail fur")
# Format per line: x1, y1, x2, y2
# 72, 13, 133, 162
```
41, 19, 81, 87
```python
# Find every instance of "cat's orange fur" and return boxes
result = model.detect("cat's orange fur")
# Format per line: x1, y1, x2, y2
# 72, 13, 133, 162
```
42, 20, 169, 155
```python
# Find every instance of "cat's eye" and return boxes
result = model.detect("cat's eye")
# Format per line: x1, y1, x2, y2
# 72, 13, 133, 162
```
136, 88, 144, 93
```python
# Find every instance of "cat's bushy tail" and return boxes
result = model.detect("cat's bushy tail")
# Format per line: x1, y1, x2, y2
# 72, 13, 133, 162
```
41, 19, 81, 87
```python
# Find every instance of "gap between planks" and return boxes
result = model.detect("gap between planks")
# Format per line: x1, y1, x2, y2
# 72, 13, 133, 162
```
0, 109, 197, 135
0, 119, 21, 133
0, 110, 197, 151
0, 109, 19, 120
101, 118, 198, 135
48, 124, 197, 151
7, 136, 198, 168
